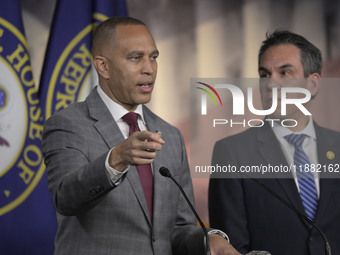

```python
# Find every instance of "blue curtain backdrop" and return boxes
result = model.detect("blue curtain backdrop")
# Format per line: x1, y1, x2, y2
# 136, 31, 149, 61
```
0, 0, 127, 254
39, 0, 128, 120
0, 1, 57, 254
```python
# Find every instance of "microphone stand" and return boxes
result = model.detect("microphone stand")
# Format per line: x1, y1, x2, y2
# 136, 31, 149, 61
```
159, 167, 211, 255
246, 175, 331, 255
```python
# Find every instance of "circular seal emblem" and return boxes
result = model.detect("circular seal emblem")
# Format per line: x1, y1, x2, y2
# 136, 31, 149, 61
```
43, 14, 109, 120
326, 151, 335, 160
0, 18, 45, 215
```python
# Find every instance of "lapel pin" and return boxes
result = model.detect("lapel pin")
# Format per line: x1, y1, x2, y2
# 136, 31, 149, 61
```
326, 151, 335, 160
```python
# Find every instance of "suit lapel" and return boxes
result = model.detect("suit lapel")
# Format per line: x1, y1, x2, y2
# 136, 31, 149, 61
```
87, 89, 125, 149
87, 90, 153, 226
142, 106, 170, 230
126, 165, 153, 226
123, 106, 160, 227
257, 122, 340, 227
256, 123, 307, 218
257, 123, 287, 171
314, 123, 338, 223
125, 105, 171, 227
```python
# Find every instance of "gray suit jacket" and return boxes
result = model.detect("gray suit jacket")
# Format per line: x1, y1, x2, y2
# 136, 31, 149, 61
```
209, 121, 340, 255
43, 89, 204, 255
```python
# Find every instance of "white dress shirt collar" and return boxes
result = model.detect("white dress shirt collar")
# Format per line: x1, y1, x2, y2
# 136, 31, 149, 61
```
96, 85, 146, 124
272, 116, 316, 140
271, 117, 320, 196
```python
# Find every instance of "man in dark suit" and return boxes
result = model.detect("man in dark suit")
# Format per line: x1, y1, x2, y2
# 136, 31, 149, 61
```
209, 30, 340, 255
43, 17, 239, 255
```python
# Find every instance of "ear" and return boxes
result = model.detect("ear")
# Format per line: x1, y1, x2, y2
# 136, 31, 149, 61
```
93, 56, 110, 80
307, 72, 320, 97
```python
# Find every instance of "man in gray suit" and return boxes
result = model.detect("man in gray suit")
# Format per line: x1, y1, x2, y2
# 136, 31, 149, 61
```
43, 17, 239, 255
209, 30, 340, 255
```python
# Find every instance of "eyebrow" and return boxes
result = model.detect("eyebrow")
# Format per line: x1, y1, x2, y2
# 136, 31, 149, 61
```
126, 50, 159, 58
151, 50, 159, 56
278, 64, 295, 70
258, 64, 295, 73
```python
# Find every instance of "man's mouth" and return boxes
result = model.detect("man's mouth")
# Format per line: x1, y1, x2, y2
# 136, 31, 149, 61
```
137, 82, 153, 92
138, 81, 153, 86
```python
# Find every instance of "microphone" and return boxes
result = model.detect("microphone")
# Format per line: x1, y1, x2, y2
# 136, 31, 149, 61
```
159, 167, 211, 255
245, 175, 331, 255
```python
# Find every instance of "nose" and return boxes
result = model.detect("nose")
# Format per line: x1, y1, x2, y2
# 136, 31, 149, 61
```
141, 58, 156, 75
267, 77, 281, 89
260, 77, 280, 92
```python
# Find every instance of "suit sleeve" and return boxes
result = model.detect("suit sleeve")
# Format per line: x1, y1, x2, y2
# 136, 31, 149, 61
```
42, 112, 115, 216
208, 139, 250, 254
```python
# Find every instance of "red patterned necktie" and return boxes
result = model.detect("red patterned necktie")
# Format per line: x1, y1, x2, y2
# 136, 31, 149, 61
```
122, 112, 153, 220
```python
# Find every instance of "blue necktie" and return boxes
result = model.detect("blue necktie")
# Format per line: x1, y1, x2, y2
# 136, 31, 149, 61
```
284, 134, 318, 221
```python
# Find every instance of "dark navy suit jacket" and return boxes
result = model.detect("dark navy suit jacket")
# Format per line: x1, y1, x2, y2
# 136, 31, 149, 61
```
209, 121, 340, 255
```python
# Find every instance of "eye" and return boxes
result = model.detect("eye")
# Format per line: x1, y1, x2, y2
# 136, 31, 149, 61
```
259, 72, 270, 78
130, 56, 141, 61
150, 54, 158, 61
281, 70, 291, 76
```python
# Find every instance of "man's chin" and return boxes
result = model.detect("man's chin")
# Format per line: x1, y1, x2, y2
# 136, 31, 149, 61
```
267, 114, 282, 120
265, 109, 282, 120
136, 95, 152, 105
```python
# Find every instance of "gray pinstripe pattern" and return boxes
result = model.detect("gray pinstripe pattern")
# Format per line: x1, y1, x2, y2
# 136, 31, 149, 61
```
42, 88, 205, 255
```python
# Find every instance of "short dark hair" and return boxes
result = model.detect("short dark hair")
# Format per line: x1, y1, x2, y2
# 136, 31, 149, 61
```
258, 30, 322, 77
92, 16, 145, 53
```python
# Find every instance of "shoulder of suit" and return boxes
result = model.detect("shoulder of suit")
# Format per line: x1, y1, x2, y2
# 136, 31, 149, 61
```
142, 105, 179, 132
216, 126, 259, 144
314, 122, 340, 138
50, 100, 87, 119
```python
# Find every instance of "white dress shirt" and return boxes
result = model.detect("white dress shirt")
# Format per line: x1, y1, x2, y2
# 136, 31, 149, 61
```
271, 117, 320, 197
97, 85, 147, 183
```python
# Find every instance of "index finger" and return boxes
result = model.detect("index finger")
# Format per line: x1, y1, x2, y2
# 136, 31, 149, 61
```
139, 130, 165, 144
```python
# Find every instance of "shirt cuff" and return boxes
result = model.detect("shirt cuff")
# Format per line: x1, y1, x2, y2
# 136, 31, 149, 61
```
105, 148, 129, 184
208, 229, 230, 242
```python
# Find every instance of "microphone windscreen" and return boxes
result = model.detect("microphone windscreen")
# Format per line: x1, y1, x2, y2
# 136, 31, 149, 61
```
159, 167, 171, 177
